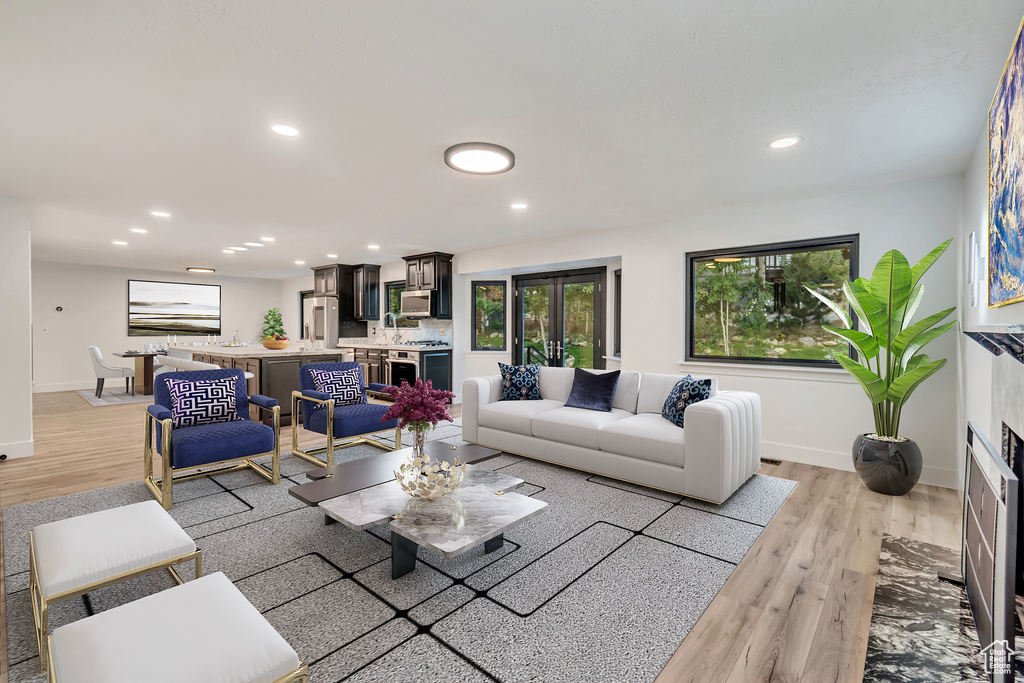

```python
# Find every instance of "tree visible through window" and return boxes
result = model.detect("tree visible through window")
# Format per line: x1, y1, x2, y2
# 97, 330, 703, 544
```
473, 281, 505, 350
385, 281, 417, 327
688, 236, 858, 365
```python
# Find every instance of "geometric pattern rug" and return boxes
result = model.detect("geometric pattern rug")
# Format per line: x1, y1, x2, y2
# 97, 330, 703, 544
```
74, 388, 153, 407
2, 429, 796, 683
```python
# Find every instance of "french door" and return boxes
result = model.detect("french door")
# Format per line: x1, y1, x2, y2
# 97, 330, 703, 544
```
513, 268, 606, 369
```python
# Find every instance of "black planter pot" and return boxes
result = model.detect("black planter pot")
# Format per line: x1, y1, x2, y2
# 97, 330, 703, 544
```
852, 434, 922, 496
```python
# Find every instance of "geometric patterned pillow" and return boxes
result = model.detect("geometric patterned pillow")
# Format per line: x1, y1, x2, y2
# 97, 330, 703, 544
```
661, 374, 713, 429
165, 376, 244, 428
498, 362, 542, 401
308, 366, 365, 408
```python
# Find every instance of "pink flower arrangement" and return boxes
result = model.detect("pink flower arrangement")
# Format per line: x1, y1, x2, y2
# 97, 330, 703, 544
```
380, 378, 455, 431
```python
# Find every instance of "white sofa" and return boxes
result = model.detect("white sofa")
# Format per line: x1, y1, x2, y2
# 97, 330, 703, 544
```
462, 367, 761, 504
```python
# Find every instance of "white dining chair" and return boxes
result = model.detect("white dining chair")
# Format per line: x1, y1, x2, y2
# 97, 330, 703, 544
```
87, 346, 135, 397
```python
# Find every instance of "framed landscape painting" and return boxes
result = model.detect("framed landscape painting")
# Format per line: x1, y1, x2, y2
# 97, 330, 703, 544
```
128, 280, 222, 336
989, 18, 1024, 308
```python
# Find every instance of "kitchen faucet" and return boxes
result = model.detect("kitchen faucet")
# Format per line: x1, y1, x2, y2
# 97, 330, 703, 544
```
382, 312, 402, 344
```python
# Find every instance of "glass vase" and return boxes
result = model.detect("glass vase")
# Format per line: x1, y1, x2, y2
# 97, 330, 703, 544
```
412, 425, 427, 461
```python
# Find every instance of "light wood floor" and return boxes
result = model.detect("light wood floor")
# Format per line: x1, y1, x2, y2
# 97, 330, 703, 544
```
0, 392, 962, 683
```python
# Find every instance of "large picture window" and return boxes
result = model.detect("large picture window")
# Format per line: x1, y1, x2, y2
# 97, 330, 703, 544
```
472, 281, 506, 350
687, 235, 858, 366
385, 281, 418, 327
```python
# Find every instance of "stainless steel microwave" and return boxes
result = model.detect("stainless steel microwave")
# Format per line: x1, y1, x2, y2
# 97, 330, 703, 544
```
400, 290, 432, 318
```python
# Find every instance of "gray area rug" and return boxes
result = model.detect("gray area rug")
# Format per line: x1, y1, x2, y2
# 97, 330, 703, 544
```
3, 430, 796, 683
74, 388, 153, 407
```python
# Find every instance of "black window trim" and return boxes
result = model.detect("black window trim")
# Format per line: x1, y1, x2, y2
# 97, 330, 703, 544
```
384, 280, 418, 328
686, 234, 860, 368
613, 268, 622, 357
471, 280, 507, 351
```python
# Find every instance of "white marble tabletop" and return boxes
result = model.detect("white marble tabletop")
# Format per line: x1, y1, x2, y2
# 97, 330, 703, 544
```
319, 465, 548, 558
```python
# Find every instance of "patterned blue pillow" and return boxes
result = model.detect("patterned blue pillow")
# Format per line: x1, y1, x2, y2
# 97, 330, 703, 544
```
165, 376, 243, 428
498, 363, 542, 401
661, 375, 713, 428
309, 366, 365, 408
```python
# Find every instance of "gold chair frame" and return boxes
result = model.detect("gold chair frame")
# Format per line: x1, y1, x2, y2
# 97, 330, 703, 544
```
144, 404, 281, 511
29, 531, 202, 675
290, 392, 401, 468
46, 636, 309, 682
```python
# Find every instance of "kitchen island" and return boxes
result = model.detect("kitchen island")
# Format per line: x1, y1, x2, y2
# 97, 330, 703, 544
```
168, 342, 452, 424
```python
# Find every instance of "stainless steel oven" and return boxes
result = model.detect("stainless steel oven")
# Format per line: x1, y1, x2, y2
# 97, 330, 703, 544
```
386, 349, 419, 386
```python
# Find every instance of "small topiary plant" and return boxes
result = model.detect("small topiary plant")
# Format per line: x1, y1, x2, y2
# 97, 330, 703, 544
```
262, 307, 286, 340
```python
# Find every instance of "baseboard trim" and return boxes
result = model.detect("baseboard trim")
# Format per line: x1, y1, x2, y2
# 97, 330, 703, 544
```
33, 380, 96, 393
762, 440, 959, 489
0, 439, 34, 459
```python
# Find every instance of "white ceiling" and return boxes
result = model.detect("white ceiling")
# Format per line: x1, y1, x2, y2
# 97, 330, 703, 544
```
2, 1, 1022, 279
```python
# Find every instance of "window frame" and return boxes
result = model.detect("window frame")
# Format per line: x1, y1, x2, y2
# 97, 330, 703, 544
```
384, 281, 418, 328
613, 269, 622, 357
686, 234, 859, 368
471, 280, 507, 351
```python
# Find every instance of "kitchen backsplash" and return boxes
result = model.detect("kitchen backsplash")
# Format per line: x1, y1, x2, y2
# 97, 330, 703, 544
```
338, 318, 450, 346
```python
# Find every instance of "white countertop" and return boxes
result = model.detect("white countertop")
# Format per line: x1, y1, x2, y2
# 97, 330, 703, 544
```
169, 342, 452, 358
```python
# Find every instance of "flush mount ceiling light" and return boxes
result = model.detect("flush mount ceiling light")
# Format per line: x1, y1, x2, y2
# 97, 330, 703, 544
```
294, 260, 306, 265
272, 124, 299, 137
151, 210, 170, 217
326, 253, 338, 259
260, 236, 275, 242
229, 246, 248, 251
511, 202, 528, 210
130, 227, 147, 233
112, 240, 128, 246
444, 142, 515, 174
768, 136, 802, 149
244, 242, 265, 247
186, 267, 215, 273
367, 244, 380, 250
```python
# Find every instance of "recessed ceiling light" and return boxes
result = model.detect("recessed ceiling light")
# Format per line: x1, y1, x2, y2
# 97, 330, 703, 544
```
243, 242, 265, 247
112, 240, 128, 246
260, 236, 275, 242
294, 260, 306, 265
130, 227, 148, 233
151, 211, 170, 217
326, 253, 338, 259
444, 142, 515, 174
511, 202, 528, 210
222, 249, 234, 254
229, 246, 248, 251
272, 124, 299, 137
186, 267, 215, 273
714, 257, 743, 263
768, 136, 802, 149
367, 244, 380, 250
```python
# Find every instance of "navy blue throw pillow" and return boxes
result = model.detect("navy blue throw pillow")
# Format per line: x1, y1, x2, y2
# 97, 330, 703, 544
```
498, 363, 542, 401
564, 369, 620, 412
662, 375, 713, 428
165, 376, 243, 428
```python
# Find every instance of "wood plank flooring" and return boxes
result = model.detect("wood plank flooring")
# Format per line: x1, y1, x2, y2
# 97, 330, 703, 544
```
0, 392, 962, 683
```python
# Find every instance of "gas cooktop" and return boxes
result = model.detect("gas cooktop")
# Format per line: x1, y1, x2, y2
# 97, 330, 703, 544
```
397, 340, 449, 347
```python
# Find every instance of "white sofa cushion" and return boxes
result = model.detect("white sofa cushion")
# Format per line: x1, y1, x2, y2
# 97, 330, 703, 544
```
598, 413, 686, 467
50, 572, 301, 683
478, 399, 564, 437
532, 406, 632, 450
539, 367, 641, 412
32, 500, 196, 599
637, 372, 718, 414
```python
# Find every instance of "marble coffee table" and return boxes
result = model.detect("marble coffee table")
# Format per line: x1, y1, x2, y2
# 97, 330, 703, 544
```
319, 465, 547, 578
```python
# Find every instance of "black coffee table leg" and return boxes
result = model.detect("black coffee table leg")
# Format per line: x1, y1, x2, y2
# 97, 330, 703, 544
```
392, 533, 419, 579
324, 514, 337, 526
484, 534, 504, 554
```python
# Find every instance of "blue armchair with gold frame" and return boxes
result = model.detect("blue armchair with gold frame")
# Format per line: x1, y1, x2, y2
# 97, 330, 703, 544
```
291, 362, 401, 467
144, 369, 281, 510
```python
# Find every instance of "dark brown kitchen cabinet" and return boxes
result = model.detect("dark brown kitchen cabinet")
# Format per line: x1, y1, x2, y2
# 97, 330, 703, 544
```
403, 252, 453, 320
313, 265, 340, 297
352, 264, 380, 321
259, 354, 339, 425
232, 357, 261, 419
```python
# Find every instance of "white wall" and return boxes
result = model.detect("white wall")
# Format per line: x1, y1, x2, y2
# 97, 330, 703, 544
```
0, 198, 34, 459
32, 261, 285, 392
454, 175, 964, 487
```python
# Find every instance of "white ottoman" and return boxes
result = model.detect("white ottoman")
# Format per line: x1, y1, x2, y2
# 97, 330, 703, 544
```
48, 572, 308, 683
29, 500, 201, 673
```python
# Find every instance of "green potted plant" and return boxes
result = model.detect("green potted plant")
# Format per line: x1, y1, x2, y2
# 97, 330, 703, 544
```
261, 307, 289, 350
806, 239, 956, 495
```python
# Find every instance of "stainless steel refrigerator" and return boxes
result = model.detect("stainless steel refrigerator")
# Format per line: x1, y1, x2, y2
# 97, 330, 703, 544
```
303, 297, 339, 350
